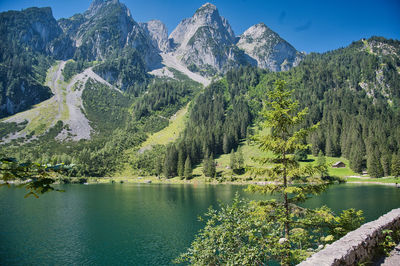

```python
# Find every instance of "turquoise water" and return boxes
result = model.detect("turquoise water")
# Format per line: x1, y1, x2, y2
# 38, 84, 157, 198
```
0, 183, 399, 265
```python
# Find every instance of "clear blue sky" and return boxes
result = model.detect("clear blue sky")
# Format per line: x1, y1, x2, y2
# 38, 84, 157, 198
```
0, 0, 399, 53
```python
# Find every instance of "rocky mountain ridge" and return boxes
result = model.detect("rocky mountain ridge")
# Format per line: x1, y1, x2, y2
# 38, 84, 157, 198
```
1, 0, 305, 77
168, 3, 246, 75
0, 0, 306, 119
237, 23, 304, 71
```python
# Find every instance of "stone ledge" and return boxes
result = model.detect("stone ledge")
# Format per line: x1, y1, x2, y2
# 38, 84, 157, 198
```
298, 208, 400, 266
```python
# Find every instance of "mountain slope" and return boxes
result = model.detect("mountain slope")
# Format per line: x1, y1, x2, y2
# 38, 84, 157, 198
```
139, 20, 171, 53
237, 23, 304, 71
0, 7, 69, 118
152, 37, 400, 179
1, 60, 124, 142
63, 0, 161, 68
0, 1, 306, 118
169, 3, 246, 76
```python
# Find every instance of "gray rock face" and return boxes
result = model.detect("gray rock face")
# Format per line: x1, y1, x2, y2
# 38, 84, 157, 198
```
167, 4, 302, 76
298, 208, 400, 266
0, 7, 70, 58
139, 20, 170, 52
169, 3, 245, 75
237, 23, 304, 72
61, 0, 161, 68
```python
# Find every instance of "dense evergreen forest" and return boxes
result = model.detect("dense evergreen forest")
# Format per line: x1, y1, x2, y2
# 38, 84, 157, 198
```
0, 7, 75, 118
268, 37, 400, 177
156, 37, 400, 178
158, 67, 263, 177
0, 15, 53, 118
1, 37, 399, 179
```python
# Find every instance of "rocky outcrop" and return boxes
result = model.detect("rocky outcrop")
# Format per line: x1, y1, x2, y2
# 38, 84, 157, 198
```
169, 3, 246, 76
298, 208, 400, 266
139, 20, 170, 52
166, 3, 302, 76
237, 23, 304, 71
62, 0, 161, 68
0, 7, 73, 58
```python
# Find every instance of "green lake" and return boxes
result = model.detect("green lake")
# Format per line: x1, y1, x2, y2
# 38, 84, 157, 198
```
1, 183, 400, 265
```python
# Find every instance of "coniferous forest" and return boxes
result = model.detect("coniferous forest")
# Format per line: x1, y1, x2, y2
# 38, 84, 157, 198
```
1, 37, 400, 179
1, 2, 400, 265
153, 37, 400, 178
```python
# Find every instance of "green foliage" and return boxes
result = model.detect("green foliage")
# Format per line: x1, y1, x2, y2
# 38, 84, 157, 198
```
0, 120, 28, 140
162, 67, 261, 176
130, 145, 166, 176
391, 153, 400, 177
294, 149, 308, 161
134, 79, 199, 119
82, 80, 130, 133
379, 230, 397, 256
92, 47, 149, 93
0, 7, 63, 117
0, 157, 67, 197
237, 148, 245, 169
184, 156, 192, 179
252, 37, 400, 176
62, 60, 93, 81
163, 144, 178, 178
380, 153, 392, 177
367, 150, 384, 178
176, 195, 364, 265
178, 80, 364, 265
331, 209, 365, 238
175, 196, 277, 265
203, 153, 216, 178
316, 151, 329, 178
229, 149, 236, 170
177, 149, 184, 178
230, 148, 245, 174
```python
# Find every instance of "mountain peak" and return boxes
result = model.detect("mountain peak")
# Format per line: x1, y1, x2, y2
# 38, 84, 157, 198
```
194, 2, 219, 17
242, 23, 276, 39
254, 22, 268, 29
199, 3, 217, 10
237, 23, 303, 71
87, 0, 121, 17
89, 0, 119, 9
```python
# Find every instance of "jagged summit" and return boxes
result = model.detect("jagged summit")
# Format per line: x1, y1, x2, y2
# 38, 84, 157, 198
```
199, 3, 216, 9
86, 0, 125, 18
89, 0, 119, 9
237, 22, 304, 71
58, 0, 162, 67
168, 3, 241, 75
251, 22, 275, 34
194, 3, 218, 15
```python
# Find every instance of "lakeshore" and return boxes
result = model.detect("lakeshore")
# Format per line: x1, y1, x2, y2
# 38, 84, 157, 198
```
2, 182, 400, 265
59, 175, 400, 187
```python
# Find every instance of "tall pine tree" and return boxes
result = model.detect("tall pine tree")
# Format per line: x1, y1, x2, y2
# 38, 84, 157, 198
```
184, 156, 192, 179
248, 80, 323, 264
392, 153, 400, 177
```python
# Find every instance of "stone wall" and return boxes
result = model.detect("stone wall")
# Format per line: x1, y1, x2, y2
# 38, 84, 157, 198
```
298, 208, 400, 266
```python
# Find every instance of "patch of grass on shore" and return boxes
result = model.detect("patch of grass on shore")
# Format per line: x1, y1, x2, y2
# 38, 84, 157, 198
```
346, 177, 400, 184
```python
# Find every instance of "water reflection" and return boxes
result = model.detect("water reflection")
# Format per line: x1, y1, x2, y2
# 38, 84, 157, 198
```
0, 183, 399, 265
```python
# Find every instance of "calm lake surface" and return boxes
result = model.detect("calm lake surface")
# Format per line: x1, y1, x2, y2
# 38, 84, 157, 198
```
1, 183, 400, 265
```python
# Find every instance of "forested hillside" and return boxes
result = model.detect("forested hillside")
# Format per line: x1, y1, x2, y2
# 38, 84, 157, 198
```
1, 36, 399, 179
270, 37, 400, 177
0, 8, 57, 117
154, 37, 400, 178
0, 76, 201, 177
